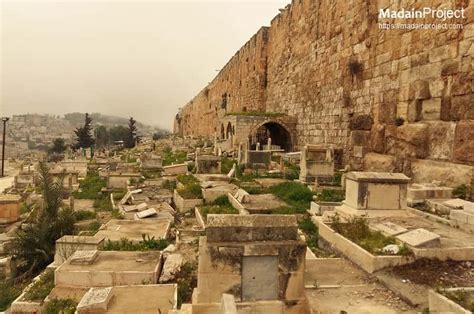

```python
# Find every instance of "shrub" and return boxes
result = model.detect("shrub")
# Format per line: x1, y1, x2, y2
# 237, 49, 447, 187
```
177, 174, 199, 186
213, 195, 231, 207
24, 270, 55, 301
0, 282, 24, 311
42, 298, 77, 314
298, 217, 319, 250
220, 157, 234, 174
162, 179, 177, 191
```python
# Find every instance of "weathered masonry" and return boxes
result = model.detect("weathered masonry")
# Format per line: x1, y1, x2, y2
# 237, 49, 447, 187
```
174, 0, 474, 196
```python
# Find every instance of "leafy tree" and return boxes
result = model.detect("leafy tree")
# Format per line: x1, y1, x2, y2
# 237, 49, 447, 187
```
47, 138, 67, 161
12, 162, 75, 278
73, 113, 94, 149
124, 117, 139, 148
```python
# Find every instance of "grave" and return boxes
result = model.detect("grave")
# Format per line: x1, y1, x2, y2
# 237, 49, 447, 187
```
201, 181, 239, 203
94, 219, 170, 242
396, 228, 441, 248
162, 163, 188, 176
0, 194, 21, 224
195, 155, 221, 174
106, 172, 141, 189
54, 235, 105, 265
140, 153, 162, 169
299, 145, 334, 183
192, 214, 308, 313
134, 208, 157, 219
407, 183, 453, 204
55, 251, 162, 288
244, 150, 271, 168
371, 222, 408, 237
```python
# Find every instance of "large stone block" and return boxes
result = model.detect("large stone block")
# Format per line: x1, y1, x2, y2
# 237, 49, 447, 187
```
426, 121, 455, 161
450, 94, 474, 120
453, 121, 474, 164
421, 98, 441, 120
370, 124, 385, 153
394, 123, 429, 159
363, 153, 395, 172
409, 80, 431, 100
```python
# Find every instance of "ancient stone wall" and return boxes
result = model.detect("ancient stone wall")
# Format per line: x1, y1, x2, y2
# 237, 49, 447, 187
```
175, 0, 474, 192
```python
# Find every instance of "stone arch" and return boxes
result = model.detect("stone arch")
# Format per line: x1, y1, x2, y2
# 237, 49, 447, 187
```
250, 120, 293, 152
226, 122, 233, 139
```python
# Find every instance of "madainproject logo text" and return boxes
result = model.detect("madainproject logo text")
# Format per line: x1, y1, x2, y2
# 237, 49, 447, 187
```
379, 7, 465, 21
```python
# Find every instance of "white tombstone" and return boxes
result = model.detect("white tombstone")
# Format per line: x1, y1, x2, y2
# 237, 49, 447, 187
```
227, 163, 237, 178
267, 137, 272, 151
256, 142, 260, 151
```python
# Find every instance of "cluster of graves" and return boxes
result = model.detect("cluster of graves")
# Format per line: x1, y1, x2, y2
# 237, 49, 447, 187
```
0, 135, 473, 313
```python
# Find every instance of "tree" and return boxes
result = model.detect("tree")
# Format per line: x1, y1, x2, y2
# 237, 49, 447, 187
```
73, 113, 94, 150
12, 162, 75, 278
124, 117, 139, 148
108, 125, 129, 142
49, 138, 67, 155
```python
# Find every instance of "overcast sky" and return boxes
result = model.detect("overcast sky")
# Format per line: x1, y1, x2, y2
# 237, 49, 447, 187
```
0, 0, 288, 130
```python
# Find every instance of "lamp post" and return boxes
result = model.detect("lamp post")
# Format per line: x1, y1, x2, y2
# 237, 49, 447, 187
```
1, 117, 9, 177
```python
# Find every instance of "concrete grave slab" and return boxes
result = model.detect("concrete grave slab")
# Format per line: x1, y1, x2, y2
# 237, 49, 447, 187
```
371, 222, 408, 236
396, 228, 441, 248
70, 250, 98, 265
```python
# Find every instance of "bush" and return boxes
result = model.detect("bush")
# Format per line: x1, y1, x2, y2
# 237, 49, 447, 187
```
24, 270, 55, 301
102, 235, 168, 251
162, 179, 177, 191
213, 195, 231, 207
74, 210, 97, 221
42, 298, 77, 314
177, 174, 199, 186
220, 157, 234, 174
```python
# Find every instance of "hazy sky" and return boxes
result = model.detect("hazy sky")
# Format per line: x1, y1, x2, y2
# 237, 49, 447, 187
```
0, 0, 288, 130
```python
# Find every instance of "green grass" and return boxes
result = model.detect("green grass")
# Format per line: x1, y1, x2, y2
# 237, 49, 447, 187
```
93, 197, 113, 211
314, 189, 345, 202
269, 182, 313, 213
331, 215, 399, 255
162, 179, 177, 191
42, 298, 77, 314
72, 171, 105, 199
24, 270, 55, 302
74, 210, 97, 221
102, 235, 169, 251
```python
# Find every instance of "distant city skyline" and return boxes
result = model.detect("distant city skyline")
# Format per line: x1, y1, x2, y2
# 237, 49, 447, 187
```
1, 1, 289, 130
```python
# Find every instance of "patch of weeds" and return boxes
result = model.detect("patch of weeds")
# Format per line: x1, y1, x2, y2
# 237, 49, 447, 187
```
102, 235, 169, 251
270, 206, 306, 215
220, 157, 234, 174
93, 197, 112, 211
24, 270, 55, 301
298, 217, 319, 251
314, 189, 344, 202
74, 210, 97, 221
177, 174, 199, 186
162, 179, 177, 191
72, 171, 105, 199
162, 147, 187, 166
178, 184, 202, 199
270, 182, 313, 212
199, 196, 237, 221
438, 288, 474, 312
42, 298, 77, 314
176, 262, 198, 308
244, 186, 269, 195
331, 215, 398, 255
141, 170, 161, 179
453, 184, 469, 200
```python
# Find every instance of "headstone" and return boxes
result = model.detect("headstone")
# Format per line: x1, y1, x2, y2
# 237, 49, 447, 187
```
227, 163, 236, 178
396, 228, 441, 248
256, 142, 260, 151
135, 208, 157, 219
267, 137, 272, 151
158, 253, 184, 283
